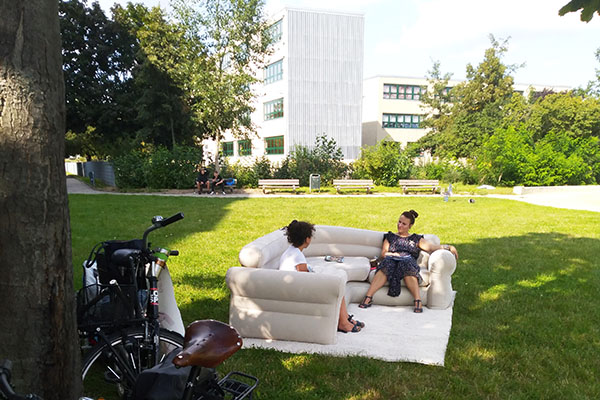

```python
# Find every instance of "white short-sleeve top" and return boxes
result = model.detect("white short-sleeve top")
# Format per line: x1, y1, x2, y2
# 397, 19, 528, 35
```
279, 245, 306, 271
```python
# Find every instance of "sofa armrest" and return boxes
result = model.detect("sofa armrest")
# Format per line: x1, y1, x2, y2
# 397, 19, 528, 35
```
226, 267, 346, 344
426, 249, 457, 309
226, 267, 345, 303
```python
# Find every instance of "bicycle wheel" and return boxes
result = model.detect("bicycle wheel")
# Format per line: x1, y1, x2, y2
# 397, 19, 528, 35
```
81, 327, 183, 400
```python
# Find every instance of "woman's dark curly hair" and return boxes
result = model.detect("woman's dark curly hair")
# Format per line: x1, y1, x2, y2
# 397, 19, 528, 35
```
400, 209, 419, 225
283, 220, 315, 247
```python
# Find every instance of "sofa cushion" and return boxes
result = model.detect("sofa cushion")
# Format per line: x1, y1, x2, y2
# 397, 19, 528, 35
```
306, 256, 370, 281
238, 228, 288, 269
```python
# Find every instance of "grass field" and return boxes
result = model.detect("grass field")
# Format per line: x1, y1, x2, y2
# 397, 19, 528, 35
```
69, 194, 600, 399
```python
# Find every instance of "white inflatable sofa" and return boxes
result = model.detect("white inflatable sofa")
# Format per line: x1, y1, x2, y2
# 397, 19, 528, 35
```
226, 225, 456, 345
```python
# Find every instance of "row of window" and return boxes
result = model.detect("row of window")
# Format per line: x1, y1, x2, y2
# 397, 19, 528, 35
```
221, 136, 284, 156
383, 84, 455, 100
382, 114, 422, 129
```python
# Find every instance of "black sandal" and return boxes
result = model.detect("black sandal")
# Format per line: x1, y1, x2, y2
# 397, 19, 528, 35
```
348, 314, 365, 328
358, 295, 373, 309
413, 299, 423, 313
338, 322, 361, 333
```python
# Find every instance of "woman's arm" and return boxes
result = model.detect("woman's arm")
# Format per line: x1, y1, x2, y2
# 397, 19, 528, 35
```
419, 238, 459, 260
380, 239, 390, 258
295, 263, 310, 272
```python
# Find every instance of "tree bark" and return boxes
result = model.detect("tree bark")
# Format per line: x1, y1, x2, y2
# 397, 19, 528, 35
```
0, 1, 81, 399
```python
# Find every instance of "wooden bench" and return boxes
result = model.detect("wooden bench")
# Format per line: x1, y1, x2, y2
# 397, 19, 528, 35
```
258, 179, 300, 194
333, 179, 374, 194
398, 179, 440, 194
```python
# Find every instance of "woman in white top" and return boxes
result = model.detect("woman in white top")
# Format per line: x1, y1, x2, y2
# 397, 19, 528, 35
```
279, 220, 363, 333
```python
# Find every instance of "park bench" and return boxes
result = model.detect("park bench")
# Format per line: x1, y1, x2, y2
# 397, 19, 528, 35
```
333, 179, 374, 194
258, 179, 300, 194
398, 179, 440, 194
196, 178, 236, 194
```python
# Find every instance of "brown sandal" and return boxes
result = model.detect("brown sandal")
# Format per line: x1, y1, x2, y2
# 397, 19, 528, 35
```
413, 299, 423, 313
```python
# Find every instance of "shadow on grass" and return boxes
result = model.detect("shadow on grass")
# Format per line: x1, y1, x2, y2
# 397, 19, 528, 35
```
199, 232, 600, 400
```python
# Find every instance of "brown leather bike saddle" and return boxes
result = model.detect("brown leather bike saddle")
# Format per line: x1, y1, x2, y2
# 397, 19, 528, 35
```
172, 319, 243, 368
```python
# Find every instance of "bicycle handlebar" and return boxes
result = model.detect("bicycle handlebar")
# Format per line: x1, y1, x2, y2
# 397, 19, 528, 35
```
160, 212, 184, 227
142, 212, 184, 247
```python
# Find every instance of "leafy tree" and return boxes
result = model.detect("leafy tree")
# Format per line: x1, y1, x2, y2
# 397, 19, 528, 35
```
60, 0, 139, 158
559, 0, 600, 21
1, 1, 81, 398
170, 0, 272, 169
445, 36, 519, 159
416, 36, 520, 160
113, 4, 202, 149
353, 141, 413, 186
416, 61, 454, 154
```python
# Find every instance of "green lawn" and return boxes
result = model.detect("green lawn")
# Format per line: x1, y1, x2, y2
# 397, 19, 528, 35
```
69, 194, 600, 399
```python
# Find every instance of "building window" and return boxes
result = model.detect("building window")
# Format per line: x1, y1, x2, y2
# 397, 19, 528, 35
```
383, 84, 424, 100
264, 98, 284, 120
267, 19, 283, 43
382, 114, 422, 129
264, 59, 283, 84
221, 141, 233, 156
265, 135, 284, 155
238, 139, 252, 156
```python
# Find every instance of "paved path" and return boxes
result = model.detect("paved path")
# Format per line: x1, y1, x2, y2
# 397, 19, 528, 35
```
66, 177, 600, 212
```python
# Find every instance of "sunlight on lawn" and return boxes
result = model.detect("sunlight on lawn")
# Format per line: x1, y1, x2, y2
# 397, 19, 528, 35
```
517, 273, 556, 288
282, 354, 311, 370
478, 283, 508, 303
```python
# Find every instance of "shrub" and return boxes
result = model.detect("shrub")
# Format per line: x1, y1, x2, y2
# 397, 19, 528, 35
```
112, 150, 149, 188
353, 141, 412, 186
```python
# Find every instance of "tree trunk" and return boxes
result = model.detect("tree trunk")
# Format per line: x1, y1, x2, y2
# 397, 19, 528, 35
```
0, 2, 81, 399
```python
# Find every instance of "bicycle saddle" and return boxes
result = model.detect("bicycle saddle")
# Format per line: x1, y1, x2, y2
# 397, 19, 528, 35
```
111, 248, 141, 265
172, 319, 243, 368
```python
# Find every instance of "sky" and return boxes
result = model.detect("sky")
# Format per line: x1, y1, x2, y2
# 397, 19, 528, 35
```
95, 0, 600, 89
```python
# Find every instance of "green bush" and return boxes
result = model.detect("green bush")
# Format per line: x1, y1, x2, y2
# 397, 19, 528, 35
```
145, 146, 202, 189
112, 150, 149, 188
353, 141, 412, 186
113, 145, 201, 189
275, 134, 348, 186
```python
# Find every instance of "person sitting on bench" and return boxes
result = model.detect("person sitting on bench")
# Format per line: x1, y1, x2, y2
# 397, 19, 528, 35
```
210, 170, 225, 195
196, 167, 210, 194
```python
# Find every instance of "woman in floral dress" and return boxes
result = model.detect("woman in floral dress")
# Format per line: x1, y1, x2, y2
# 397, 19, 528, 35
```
358, 210, 458, 313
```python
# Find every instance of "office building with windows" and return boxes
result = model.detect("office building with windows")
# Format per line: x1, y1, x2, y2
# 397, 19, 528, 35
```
203, 8, 365, 164
362, 75, 571, 149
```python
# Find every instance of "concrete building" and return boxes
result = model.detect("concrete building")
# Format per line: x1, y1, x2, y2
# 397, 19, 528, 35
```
204, 8, 365, 164
362, 75, 571, 149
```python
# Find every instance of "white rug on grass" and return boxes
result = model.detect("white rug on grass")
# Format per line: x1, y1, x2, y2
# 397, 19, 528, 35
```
243, 299, 455, 366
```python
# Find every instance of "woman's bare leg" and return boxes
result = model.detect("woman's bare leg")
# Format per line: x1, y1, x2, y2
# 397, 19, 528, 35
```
404, 275, 422, 312
338, 300, 358, 331
361, 270, 387, 306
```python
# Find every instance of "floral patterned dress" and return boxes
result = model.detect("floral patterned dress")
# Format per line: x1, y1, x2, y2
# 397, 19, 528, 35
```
377, 232, 423, 297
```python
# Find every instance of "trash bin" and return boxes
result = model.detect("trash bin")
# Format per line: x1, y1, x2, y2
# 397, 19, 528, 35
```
309, 174, 320, 193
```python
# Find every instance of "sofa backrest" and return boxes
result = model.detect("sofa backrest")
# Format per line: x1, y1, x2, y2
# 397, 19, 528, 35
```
238, 225, 440, 270
304, 225, 383, 259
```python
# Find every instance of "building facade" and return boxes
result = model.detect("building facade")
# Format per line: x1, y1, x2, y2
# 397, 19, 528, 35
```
204, 8, 365, 165
362, 75, 571, 149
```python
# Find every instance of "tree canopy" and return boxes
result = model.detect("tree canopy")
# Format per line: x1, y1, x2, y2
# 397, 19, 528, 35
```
559, 0, 600, 21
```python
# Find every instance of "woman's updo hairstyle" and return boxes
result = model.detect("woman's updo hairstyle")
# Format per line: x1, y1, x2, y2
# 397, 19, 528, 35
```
401, 209, 419, 225
283, 220, 315, 247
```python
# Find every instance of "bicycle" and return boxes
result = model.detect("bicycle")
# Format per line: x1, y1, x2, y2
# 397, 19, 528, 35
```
77, 213, 187, 399
2, 320, 258, 400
